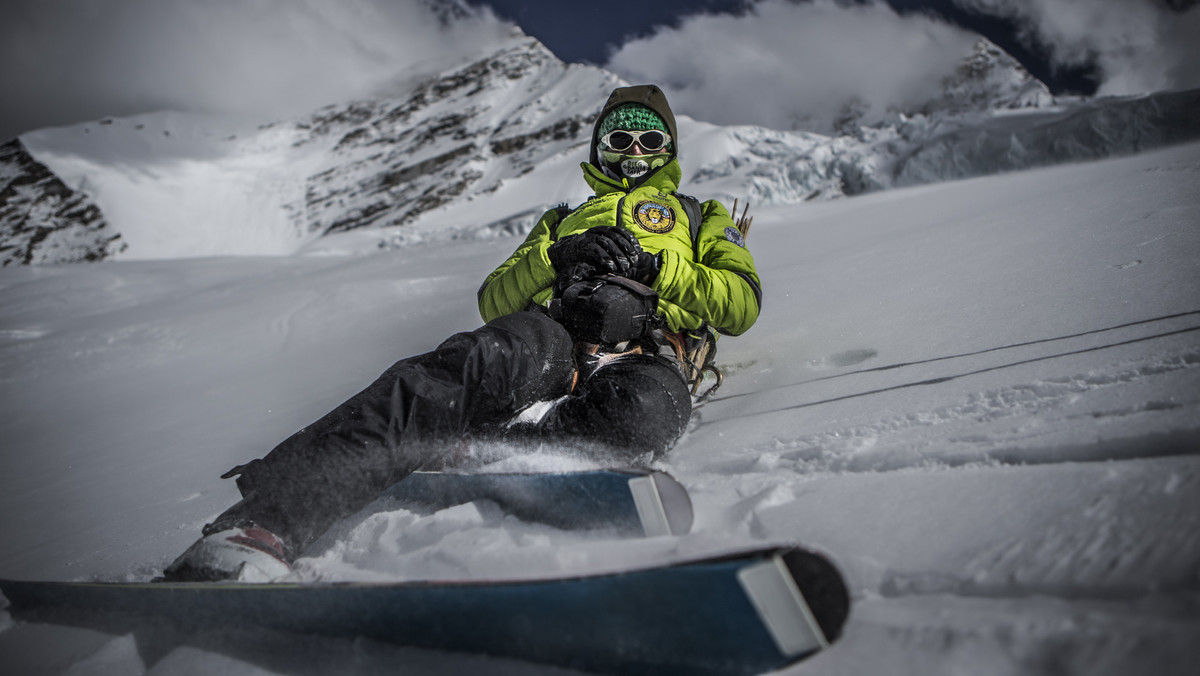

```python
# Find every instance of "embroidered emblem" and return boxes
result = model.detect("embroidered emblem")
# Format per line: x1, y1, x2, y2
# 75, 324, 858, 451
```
724, 226, 746, 247
633, 201, 676, 234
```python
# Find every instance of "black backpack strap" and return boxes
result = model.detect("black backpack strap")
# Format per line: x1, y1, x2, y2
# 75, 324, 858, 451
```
671, 192, 728, 399
674, 192, 703, 260
548, 202, 573, 241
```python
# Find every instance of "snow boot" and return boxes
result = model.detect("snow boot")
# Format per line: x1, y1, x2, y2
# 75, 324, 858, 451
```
160, 524, 292, 583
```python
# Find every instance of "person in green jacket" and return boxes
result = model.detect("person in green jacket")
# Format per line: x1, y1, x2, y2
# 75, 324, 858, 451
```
161, 85, 761, 582
479, 84, 760, 339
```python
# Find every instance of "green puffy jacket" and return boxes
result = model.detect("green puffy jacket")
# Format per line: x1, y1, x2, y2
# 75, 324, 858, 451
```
477, 85, 761, 337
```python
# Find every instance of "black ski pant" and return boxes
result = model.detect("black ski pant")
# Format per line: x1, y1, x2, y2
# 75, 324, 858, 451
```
210, 310, 692, 558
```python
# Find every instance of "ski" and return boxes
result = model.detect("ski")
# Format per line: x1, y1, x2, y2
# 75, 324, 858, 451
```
0, 545, 849, 676
378, 468, 693, 536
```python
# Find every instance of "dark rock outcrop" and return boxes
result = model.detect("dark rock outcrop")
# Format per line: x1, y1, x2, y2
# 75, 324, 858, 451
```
0, 139, 125, 266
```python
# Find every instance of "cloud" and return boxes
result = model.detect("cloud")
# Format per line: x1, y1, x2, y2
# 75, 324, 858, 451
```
603, 0, 1200, 133
951, 0, 1200, 96
604, 0, 980, 133
0, 0, 514, 141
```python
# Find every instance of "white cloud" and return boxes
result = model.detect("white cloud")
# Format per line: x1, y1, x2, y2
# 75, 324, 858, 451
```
952, 0, 1200, 96
603, 0, 1200, 133
604, 0, 979, 133
0, 0, 514, 140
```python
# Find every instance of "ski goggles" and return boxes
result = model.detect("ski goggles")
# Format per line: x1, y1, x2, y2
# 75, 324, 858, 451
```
600, 129, 672, 152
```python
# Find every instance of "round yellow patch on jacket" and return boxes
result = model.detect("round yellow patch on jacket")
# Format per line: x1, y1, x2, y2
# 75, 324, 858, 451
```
633, 200, 676, 234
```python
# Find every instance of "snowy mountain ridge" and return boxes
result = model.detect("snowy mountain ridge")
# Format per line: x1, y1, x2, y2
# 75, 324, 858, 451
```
296, 36, 617, 237
2, 32, 1198, 266
3, 34, 620, 264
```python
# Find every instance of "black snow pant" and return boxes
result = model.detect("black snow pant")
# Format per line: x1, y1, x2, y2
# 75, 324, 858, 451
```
209, 310, 692, 559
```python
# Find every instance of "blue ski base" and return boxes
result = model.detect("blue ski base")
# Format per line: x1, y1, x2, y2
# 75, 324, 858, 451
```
0, 546, 849, 676
380, 468, 693, 536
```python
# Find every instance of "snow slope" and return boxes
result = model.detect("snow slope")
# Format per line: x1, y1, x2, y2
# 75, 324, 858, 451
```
1, 132, 1198, 674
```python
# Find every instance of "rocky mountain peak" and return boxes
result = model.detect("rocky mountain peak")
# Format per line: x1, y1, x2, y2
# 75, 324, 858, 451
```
925, 38, 1054, 115
295, 36, 616, 236
0, 139, 126, 266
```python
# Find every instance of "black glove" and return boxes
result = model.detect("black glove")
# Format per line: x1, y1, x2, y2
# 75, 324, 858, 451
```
627, 251, 661, 286
552, 261, 597, 298
547, 226, 641, 276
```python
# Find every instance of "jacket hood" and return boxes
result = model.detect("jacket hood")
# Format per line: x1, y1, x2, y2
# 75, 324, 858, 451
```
588, 85, 679, 168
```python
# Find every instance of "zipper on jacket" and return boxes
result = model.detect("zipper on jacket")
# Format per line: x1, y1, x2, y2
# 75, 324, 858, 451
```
612, 178, 630, 229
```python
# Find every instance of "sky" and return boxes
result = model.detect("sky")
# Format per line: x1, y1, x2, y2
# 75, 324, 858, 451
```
1, 0, 1197, 141
477, 0, 1095, 91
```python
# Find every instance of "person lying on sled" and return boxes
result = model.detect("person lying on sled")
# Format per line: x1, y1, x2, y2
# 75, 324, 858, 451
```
163, 84, 761, 582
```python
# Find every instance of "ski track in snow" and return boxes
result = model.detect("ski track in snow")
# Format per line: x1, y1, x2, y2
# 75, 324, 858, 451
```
699, 342, 1200, 471
686, 313, 1200, 475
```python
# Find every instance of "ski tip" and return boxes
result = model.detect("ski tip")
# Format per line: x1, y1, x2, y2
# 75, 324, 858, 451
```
628, 471, 694, 536
779, 547, 851, 644
651, 471, 693, 536
735, 545, 851, 660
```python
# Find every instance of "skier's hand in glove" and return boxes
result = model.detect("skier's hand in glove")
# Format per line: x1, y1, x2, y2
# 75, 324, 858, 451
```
548, 226, 641, 276
627, 251, 661, 286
